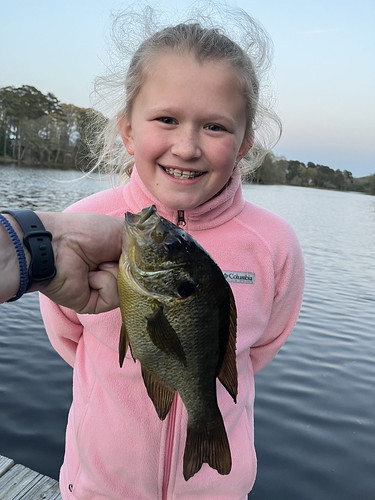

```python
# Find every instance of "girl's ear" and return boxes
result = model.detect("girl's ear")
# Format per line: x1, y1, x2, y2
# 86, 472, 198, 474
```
236, 133, 253, 163
118, 115, 135, 155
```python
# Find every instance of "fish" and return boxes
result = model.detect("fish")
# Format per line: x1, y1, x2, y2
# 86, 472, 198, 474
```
117, 205, 237, 480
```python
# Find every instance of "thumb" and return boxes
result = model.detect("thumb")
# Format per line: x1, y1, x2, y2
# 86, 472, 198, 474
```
98, 262, 119, 279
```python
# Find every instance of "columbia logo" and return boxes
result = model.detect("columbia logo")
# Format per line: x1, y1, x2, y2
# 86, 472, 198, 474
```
223, 271, 255, 284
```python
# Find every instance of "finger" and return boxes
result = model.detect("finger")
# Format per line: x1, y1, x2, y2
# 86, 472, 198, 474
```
87, 269, 120, 313
98, 262, 119, 279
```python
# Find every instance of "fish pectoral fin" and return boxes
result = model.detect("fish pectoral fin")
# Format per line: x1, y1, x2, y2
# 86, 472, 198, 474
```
141, 367, 176, 420
146, 306, 187, 366
183, 415, 232, 481
119, 323, 130, 367
218, 289, 238, 403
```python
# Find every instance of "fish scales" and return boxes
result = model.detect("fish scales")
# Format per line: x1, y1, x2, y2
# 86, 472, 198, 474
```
117, 205, 238, 480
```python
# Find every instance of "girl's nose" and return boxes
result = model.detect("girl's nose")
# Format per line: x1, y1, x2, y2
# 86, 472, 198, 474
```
171, 126, 201, 160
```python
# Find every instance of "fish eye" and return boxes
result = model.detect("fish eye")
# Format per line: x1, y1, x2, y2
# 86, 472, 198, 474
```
152, 228, 165, 243
177, 280, 197, 298
152, 222, 167, 243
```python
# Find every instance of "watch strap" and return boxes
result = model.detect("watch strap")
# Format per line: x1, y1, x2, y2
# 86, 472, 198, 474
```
3, 210, 56, 289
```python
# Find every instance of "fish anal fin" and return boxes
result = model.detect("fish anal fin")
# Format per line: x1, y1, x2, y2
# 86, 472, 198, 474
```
183, 416, 232, 481
146, 306, 187, 366
119, 323, 129, 368
141, 366, 176, 420
218, 288, 238, 403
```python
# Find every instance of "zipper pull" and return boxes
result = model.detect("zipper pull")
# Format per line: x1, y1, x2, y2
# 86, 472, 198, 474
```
177, 210, 186, 227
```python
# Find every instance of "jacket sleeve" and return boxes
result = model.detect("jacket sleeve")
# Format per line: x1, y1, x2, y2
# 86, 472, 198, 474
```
250, 226, 305, 374
39, 293, 83, 367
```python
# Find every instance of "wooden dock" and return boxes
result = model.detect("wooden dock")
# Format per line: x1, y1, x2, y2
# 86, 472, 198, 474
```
0, 455, 62, 499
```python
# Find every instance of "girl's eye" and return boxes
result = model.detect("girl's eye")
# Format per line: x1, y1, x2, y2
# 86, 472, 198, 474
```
205, 123, 226, 132
157, 117, 177, 125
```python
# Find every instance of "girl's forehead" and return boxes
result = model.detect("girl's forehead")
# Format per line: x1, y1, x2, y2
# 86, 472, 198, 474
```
142, 51, 243, 92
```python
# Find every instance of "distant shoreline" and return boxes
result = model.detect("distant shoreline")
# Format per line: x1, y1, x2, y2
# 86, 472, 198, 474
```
0, 158, 82, 171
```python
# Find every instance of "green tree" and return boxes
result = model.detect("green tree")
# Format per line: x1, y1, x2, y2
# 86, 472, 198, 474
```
286, 160, 305, 184
257, 153, 286, 184
0, 85, 63, 161
315, 164, 336, 188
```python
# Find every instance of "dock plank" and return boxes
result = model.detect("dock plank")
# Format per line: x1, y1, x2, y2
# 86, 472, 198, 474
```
0, 456, 14, 477
0, 455, 61, 500
12, 472, 61, 500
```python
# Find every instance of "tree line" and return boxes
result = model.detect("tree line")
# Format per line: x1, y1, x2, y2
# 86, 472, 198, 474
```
246, 153, 375, 196
0, 85, 99, 169
1, 85, 374, 195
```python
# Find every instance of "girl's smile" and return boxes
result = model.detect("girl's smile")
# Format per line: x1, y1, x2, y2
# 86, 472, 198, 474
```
119, 52, 251, 210
161, 166, 204, 180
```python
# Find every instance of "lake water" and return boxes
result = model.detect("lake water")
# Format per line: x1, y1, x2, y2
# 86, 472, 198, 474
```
0, 165, 374, 499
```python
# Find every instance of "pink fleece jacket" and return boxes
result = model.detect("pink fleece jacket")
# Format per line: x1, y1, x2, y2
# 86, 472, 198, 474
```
40, 166, 304, 500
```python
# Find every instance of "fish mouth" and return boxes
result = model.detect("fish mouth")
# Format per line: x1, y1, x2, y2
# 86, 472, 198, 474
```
138, 205, 157, 228
125, 205, 157, 229
161, 166, 204, 180
123, 206, 160, 259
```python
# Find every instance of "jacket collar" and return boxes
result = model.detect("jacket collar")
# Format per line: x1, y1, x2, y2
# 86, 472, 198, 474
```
123, 165, 245, 231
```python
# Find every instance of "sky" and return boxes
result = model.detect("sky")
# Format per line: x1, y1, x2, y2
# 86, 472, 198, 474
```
1, 0, 374, 177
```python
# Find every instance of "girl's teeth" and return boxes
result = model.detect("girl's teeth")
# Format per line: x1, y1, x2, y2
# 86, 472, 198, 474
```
165, 167, 201, 179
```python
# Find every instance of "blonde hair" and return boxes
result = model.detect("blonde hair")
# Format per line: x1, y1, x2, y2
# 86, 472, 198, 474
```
89, 3, 281, 180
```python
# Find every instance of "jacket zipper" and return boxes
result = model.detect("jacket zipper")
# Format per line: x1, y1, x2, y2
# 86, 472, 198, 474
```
177, 210, 186, 227
162, 395, 178, 500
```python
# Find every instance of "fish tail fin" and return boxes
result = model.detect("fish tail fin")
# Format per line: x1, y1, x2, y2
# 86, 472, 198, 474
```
183, 416, 231, 481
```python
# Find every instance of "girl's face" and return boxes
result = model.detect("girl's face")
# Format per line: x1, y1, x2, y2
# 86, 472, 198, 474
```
119, 52, 251, 211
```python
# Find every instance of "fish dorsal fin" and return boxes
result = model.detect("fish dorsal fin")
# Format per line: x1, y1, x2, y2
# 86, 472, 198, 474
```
218, 288, 238, 403
141, 366, 176, 420
119, 323, 130, 368
146, 306, 187, 366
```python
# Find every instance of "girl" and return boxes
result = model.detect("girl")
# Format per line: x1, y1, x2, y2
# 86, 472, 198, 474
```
40, 6, 304, 499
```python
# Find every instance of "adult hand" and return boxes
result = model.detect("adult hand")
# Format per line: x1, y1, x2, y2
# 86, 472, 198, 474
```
38, 212, 123, 314
1, 211, 124, 314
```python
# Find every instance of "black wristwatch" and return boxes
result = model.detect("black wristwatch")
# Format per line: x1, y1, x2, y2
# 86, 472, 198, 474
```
3, 209, 56, 289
